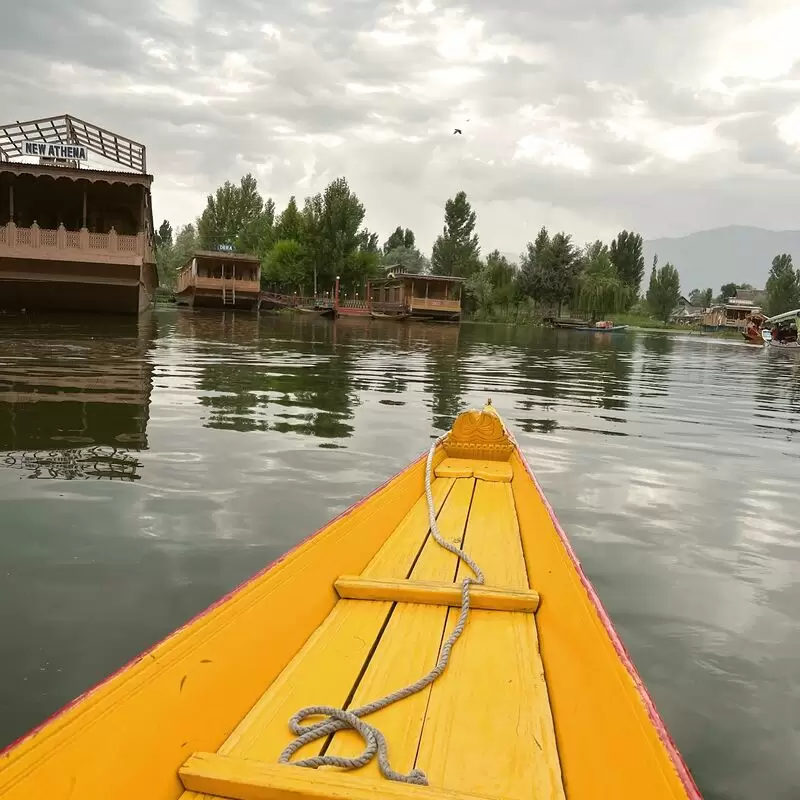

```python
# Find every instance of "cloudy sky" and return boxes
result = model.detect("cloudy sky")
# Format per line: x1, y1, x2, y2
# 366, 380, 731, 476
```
3, 0, 800, 255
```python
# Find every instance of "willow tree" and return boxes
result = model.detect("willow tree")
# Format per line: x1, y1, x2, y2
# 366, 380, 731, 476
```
575, 241, 633, 318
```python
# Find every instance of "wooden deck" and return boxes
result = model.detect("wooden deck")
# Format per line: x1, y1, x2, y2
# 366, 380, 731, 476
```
179, 458, 565, 800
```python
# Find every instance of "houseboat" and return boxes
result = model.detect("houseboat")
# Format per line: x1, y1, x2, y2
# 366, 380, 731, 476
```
369, 266, 463, 321
0, 114, 157, 314
175, 249, 261, 310
702, 292, 763, 332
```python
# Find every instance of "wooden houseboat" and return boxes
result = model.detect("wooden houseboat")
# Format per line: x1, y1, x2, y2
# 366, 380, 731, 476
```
175, 250, 261, 311
369, 266, 463, 322
702, 292, 763, 332
0, 115, 157, 314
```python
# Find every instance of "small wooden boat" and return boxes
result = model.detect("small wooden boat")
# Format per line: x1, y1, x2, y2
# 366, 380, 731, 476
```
0, 404, 701, 800
741, 312, 767, 345
370, 311, 410, 321
763, 308, 800, 350
293, 306, 338, 319
550, 317, 588, 329
572, 324, 629, 333
552, 318, 628, 333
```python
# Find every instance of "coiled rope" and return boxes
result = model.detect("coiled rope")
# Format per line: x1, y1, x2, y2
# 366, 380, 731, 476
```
278, 433, 485, 784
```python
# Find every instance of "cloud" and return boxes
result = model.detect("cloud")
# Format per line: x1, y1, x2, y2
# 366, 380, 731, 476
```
3, 0, 800, 256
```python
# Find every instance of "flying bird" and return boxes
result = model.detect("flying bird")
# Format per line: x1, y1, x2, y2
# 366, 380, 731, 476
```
453, 128, 462, 135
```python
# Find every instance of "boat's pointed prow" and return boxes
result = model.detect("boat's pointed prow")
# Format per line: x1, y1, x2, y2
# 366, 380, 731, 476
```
0, 403, 701, 800
441, 403, 514, 462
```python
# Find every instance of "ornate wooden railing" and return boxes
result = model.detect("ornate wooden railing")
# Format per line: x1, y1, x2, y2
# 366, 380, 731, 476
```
176, 270, 260, 295
0, 222, 146, 258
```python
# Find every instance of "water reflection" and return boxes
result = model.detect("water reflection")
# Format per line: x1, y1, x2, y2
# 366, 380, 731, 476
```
0, 313, 154, 479
1, 447, 141, 481
753, 349, 800, 444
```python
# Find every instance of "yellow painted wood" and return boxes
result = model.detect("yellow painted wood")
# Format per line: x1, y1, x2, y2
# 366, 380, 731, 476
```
215, 478, 457, 765
433, 458, 473, 478
471, 461, 513, 482
180, 753, 499, 800
442, 406, 514, 461
415, 480, 565, 799
459, 480, 528, 589
511, 451, 693, 799
360, 478, 455, 578
434, 458, 513, 483
417, 611, 565, 800
218, 600, 391, 763
323, 478, 475, 778
0, 450, 443, 800
410, 478, 475, 583
334, 576, 540, 613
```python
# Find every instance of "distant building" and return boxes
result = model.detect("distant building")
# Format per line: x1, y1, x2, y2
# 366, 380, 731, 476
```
671, 296, 705, 324
703, 295, 763, 330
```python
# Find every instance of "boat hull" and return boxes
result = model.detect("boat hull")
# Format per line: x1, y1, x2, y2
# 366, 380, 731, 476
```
370, 311, 410, 321
0, 409, 700, 800
571, 324, 629, 332
293, 306, 337, 318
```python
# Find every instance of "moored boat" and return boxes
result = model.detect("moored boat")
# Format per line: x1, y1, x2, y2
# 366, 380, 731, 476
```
763, 308, 800, 349
0, 403, 701, 800
294, 305, 337, 318
573, 323, 629, 332
370, 311, 410, 321
550, 317, 588, 329
552, 318, 628, 332
742, 312, 767, 345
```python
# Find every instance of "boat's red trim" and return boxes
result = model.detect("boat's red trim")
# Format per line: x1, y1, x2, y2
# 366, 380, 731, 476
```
0, 451, 427, 758
512, 438, 703, 799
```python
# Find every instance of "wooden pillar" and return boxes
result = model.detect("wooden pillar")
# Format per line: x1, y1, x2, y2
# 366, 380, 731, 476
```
82, 186, 87, 228
8, 181, 13, 222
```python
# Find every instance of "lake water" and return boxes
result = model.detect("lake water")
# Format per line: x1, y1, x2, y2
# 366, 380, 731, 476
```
0, 308, 798, 799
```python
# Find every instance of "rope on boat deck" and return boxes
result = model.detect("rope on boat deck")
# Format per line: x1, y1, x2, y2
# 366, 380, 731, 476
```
278, 433, 485, 785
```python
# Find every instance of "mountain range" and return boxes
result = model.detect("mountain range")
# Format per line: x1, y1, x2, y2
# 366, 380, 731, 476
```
498, 226, 800, 295
643, 226, 800, 293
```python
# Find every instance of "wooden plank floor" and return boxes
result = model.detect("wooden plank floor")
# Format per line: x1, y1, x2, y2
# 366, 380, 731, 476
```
181, 469, 566, 800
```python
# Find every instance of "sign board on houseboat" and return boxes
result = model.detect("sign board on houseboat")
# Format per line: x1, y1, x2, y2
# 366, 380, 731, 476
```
21, 141, 88, 161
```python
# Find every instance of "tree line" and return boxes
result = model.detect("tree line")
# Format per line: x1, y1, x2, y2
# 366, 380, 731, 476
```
154, 172, 800, 321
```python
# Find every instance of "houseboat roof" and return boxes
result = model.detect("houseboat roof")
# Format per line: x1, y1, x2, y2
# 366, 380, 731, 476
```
766, 308, 800, 324
708, 301, 762, 312
0, 160, 153, 186
0, 114, 147, 173
374, 272, 465, 284
192, 250, 261, 262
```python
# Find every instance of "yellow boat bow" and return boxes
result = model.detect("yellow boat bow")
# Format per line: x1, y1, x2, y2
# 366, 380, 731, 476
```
0, 403, 701, 800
